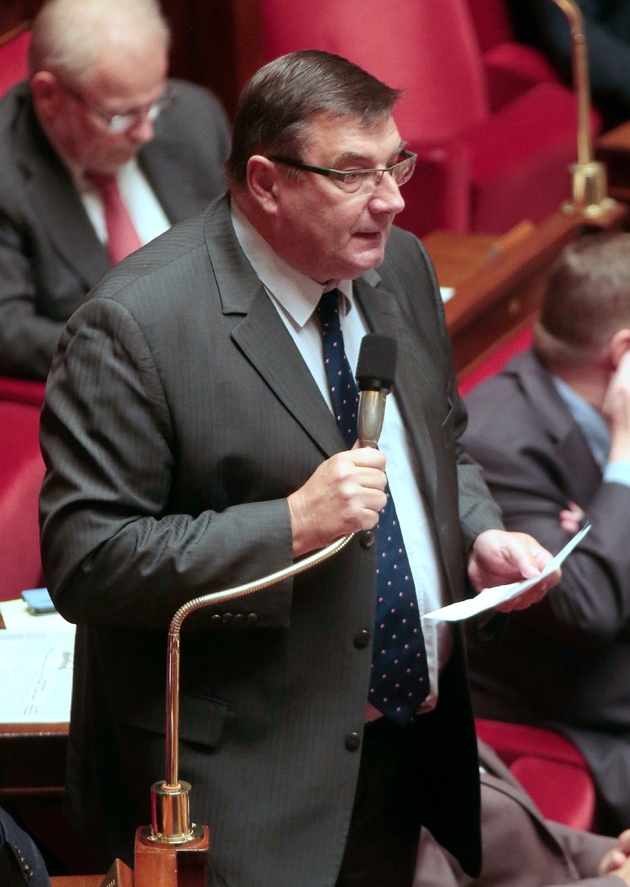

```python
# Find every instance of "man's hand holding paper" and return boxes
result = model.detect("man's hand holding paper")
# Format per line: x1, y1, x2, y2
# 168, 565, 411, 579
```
425, 525, 590, 623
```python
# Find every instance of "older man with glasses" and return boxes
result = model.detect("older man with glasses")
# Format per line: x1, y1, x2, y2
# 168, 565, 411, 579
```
40, 49, 558, 887
0, 0, 230, 381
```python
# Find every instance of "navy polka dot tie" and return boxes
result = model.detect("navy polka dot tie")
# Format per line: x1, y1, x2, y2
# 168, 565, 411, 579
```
317, 290, 429, 726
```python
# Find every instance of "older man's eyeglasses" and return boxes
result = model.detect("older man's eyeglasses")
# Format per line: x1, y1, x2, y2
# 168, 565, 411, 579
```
269, 149, 417, 194
60, 79, 175, 133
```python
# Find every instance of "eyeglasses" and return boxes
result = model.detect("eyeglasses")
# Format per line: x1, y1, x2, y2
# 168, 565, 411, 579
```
60, 79, 175, 133
269, 149, 417, 194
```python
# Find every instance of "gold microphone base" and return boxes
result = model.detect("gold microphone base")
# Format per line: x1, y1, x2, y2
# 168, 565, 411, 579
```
562, 161, 617, 218
141, 780, 204, 845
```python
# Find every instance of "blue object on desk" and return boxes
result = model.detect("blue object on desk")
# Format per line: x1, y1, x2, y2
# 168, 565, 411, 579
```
21, 588, 55, 615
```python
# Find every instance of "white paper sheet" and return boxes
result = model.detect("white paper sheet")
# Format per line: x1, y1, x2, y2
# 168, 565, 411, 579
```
423, 524, 591, 623
0, 631, 74, 723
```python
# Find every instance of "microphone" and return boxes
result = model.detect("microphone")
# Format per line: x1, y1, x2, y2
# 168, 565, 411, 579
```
356, 333, 398, 448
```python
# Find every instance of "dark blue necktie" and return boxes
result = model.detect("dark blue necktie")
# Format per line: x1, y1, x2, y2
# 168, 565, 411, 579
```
317, 290, 430, 726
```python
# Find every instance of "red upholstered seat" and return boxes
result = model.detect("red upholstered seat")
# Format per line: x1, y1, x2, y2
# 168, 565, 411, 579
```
458, 327, 533, 396
476, 719, 597, 830
261, 0, 600, 236
0, 376, 46, 407
0, 402, 45, 601
0, 28, 30, 97
465, 0, 562, 110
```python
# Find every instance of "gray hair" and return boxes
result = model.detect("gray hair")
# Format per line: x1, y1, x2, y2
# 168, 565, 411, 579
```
29, 0, 170, 84
227, 50, 403, 188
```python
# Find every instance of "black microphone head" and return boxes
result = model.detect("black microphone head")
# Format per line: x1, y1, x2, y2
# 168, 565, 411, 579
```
356, 334, 398, 391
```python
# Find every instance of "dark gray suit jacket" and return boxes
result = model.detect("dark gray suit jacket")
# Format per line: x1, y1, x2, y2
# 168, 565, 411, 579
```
462, 350, 630, 831
0, 79, 231, 380
416, 741, 619, 887
39, 196, 503, 886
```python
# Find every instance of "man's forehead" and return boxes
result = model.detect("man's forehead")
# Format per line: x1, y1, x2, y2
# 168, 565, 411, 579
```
88, 33, 168, 108
305, 112, 403, 160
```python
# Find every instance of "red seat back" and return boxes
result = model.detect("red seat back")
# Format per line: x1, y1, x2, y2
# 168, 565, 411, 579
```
459, 327, 533, 396
261, 0, 490, 144
0, 376, 46, 408
0, 402, 44, 601
0, 29, 30, 97
465, 0, 514, 52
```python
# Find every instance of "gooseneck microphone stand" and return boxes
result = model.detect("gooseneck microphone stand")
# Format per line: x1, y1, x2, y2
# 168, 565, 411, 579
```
143, 532, 354, 848
106, 334, 397, 886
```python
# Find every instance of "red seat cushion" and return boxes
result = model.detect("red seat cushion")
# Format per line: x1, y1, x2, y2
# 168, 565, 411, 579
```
510, 756, 596, 831
476, 718, 589, 767
476, 719, 596, 829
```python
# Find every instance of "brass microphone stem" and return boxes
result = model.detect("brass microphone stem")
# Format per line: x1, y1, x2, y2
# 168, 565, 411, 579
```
552, 0, 591, 165
551, 0, 616, 216
164, 533, 353, 788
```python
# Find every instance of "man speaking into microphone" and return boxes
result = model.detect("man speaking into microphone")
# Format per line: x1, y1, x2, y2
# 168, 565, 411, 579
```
39, 50, 558, 887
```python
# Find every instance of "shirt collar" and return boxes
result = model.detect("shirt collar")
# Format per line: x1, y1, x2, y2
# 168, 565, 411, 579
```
552, 374, 611, 470
231, 201, 354, 329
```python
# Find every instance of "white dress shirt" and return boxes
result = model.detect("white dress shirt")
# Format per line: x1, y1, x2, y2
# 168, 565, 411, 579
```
80, 158, 171, 248
231, 202, 452, 711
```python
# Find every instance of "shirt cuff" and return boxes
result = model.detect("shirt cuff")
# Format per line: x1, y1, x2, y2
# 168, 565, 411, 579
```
604, 460, 630, 488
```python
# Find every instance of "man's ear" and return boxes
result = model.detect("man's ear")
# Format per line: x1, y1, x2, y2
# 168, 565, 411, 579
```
246, 155, 280, 214
30, 71, 63, 120
609, 328, 630, 369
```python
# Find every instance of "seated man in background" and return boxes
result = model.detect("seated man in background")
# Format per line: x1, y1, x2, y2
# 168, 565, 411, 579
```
416, 739, 630, 887
0, 0, 231, 380
463, 232, 630, 833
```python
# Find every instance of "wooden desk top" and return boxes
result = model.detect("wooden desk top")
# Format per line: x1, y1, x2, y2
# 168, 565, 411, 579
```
51, 877, 104, 887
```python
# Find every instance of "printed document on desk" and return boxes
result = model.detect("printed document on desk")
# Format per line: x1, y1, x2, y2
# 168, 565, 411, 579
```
424, 524, 590, 623
0, 631, 74, 723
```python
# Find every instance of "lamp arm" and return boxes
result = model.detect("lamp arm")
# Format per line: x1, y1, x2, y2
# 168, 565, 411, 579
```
145, 533, 353, 844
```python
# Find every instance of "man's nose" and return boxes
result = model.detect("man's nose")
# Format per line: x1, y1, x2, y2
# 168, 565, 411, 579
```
369, 172, 405, 215
127, 114, 155, 145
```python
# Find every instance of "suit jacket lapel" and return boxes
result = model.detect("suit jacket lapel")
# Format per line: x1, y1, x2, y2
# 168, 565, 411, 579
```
140, 138, 204, 224
16, 93, 109, 289
507, 351, 602, 504
202, 199, 346, 457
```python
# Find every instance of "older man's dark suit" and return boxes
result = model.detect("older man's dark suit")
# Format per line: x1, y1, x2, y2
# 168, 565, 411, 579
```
0, 80, 230, 379
462, 350, 630, 831
39, 196, 503, 886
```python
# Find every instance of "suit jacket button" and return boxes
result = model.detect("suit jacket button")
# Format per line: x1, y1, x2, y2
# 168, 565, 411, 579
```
360, 530, 375, 549
211, 614, 222, 625
354, 629, 370, 649
345, 732, 361, 752
222, 612, 233, 624
233, 613, 244, 626
247, 613, 258, 625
